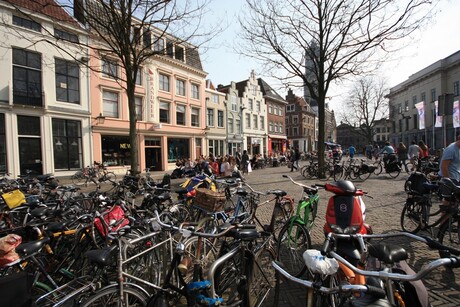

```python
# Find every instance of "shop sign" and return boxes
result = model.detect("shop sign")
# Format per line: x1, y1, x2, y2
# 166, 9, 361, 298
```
120, 143, 131, 149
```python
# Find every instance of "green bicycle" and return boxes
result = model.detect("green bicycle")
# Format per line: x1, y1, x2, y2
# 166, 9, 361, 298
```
276, 175, 320, 277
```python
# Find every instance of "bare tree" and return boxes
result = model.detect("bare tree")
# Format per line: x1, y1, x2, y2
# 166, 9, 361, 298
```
339, 77, 389, 143
5, 0, 213, 174
239, 0, 438, 175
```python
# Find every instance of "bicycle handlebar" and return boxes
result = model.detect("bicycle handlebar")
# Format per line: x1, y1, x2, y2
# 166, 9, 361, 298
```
282, 174, 319, 192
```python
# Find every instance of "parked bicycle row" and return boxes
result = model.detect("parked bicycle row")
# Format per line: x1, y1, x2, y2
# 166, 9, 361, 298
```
0, 165, 459, 306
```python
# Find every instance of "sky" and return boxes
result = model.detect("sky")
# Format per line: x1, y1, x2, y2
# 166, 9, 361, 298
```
200, 0, 460, 113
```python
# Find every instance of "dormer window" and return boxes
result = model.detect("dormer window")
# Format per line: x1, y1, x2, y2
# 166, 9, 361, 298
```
13, 15, 40, 32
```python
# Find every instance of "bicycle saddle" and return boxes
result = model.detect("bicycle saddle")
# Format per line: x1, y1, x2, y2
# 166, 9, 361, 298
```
368, 243, 408, 264
269, 190, 287, 197
16, 237, 50, 257
439, 177, 460, 197
85, 245, 117, 266
227, 228, 259, 241
235, 187, 248, 197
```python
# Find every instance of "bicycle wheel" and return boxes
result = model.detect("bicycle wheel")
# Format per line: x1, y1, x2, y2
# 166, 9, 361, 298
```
79, 285, 148, 307
387, 166, 401, 179
373, 162, 383, 175
104, 172, 117, 184
437, 215, 460, 251
182, 236, 218, 283
276, 220, 311, 277
214, 246, 245, 305
248, 247, 276, 307
400, 201, 422, 233
333, 165, 344, 181
358, 167, 372, 181
72, 171, 86, 186
348, 165, 360, 180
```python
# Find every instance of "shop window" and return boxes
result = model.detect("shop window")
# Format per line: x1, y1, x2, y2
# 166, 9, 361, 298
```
13, 48, 42, 106
55, 58, 80, 104
52, 118, 82, 170
168, 138, 190, 162
101, 135, 131, 166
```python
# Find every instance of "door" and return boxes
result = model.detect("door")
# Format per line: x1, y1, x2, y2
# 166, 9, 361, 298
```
19, 137, 42, 175
145, 147, 162, 171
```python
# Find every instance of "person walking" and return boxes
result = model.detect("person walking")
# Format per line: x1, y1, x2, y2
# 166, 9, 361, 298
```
348, 144, 356, 159
418, 140, 429, 159
408, 140, 421, 171
439, 135, 460, 181
241, 150, 249, 174
397, 142, 409, 172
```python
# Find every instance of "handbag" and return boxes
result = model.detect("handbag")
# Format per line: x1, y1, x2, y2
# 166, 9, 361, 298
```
2, 189, 26, 209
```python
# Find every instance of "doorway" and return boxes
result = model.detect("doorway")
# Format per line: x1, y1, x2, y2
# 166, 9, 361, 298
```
145, 147, 162, 171
19, 137, 42, 175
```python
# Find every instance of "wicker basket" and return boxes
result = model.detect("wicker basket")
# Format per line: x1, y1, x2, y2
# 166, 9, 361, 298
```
194, 188, 226, 212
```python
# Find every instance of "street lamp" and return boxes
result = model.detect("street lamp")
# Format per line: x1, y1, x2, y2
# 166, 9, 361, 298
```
96, 113, 106, 125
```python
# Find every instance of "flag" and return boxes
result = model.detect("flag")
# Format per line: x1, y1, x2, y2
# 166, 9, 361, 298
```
453, 100, 460, 128
415, 101, 425, 130
434, 100, 443, 127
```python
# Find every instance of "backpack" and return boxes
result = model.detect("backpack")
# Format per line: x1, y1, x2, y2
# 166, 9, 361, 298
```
406, 172, 429, 194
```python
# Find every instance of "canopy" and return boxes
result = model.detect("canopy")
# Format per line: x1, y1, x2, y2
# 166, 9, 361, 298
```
325, 142, 341, 147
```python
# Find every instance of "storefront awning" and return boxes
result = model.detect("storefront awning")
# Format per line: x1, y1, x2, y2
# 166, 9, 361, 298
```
268, 134, 287, 139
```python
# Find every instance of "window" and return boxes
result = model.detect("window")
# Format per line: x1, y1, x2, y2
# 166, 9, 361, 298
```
211, 94, 219, 104
135, 68, 142, 86
176, 79, 186, 96
455, 81, 460, 96
275, 123, 279, 132
191, 107, 199, 127
252, 85, 257, 95
279, 123, 283, 133
398, 103, 402, 113
52, 118, 82, 170
274, 106, 279, 115
55, 58, 79, 103
153, 35, 164, 53
0, 114, 6, 173
256, 101, 261, 112
207, 108, 214, 126
412, 96, 417, 107
217, 110, 224, 127
268, 104, 273, 114
245, 114, 251, 128
102, 90, 119, 118
13, 15, 40, 32
253, 115, 258, 129
228, 118, 234, 133
191, 83, 200, 99
102, 58, 118, 78
260, 116, 264, 130
13, 48, 42, 106
235, 119, 241, 133
176, 105, 186, 125
292, 115, 298, 124
160, 101, 170, 123
269, 122, 273, 132
285, 117, 290, 124
279, 107, 283, 116
101, 136, 130, 166
231, 96, 238, 111
404, 100, 409, 112
421, 92, 426, 103
168, 138, 189, 162
159, 73, 170, 92
286, 104, 295, 112
54, 28, 78, 43
431, 88, 436, 102
135, 96, 143, 121
175, 45, 184, 61
166, 41, 174, 58
293, 127, 298, 136
248, 99, 253, 110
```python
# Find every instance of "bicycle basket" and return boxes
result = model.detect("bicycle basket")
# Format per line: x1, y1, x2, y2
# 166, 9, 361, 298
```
194, 188, 226, 212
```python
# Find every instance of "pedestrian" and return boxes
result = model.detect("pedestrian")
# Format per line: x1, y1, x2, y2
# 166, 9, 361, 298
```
365, 143, 374, 159
208, 157, 219, 176
439, 135, 460, 181
241, 150, 249, 174
235, 147, 242, 169
348, 144, 356, 159
408, 140, 421, 171
397, 142, 409, 172
418, 140, 429, 159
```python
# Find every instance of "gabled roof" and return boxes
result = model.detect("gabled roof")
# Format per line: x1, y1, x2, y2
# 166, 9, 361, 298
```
4, 0, 81, 28
257, 78, 286, 104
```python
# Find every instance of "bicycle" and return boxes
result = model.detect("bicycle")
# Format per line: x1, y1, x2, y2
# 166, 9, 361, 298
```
71, 162, 116, 187
401, 177, 459, 251
276, 175, 320, 277
273, 231, 460, 307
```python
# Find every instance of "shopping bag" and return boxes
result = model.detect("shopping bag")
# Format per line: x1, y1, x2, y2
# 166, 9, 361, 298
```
247, 163, 252, 173
2, 189, 26, 209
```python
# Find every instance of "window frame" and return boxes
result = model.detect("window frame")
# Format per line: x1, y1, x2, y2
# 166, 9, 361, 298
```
207, 108, 214, 127
102, 58, 118, 79
159, 101, 170, 124
191, 107, 200, 127
135, 96, 143, 121
13, 48, 42, 106
159, 73, 170, 92
176, 104, 186, 126
13, 15, 41, 32
191, 83, 200, 99
102, 90, 120, 118
55, 58, 80, 104
176, 79, 186, 96
217, 110, 224, 128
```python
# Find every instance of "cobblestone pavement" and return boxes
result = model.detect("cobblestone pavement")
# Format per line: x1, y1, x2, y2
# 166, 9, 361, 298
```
62, 159, 460, 306
214, 160, 460, 307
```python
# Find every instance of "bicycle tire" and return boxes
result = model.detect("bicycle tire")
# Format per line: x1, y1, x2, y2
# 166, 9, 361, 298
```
373, 162, 383, 175
333, 166, 344, 181
400, 201, 422, 233
348, 165, 360, 180
103, 172, 117, 184
387, 167, 401, 179
72, 171, 86, 186
437, 215, 460, 252
276, 220, 311, 277
182, 236, 218, 284
248, 247, 276, 307
214, 245, 245, 305
358, 168, 372, 181
79, 285, 148, 307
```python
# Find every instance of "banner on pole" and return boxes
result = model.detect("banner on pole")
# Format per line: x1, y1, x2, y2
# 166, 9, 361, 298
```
434, 100, 443, 127
415, 101, 425, 130
453, 100, 460, 128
